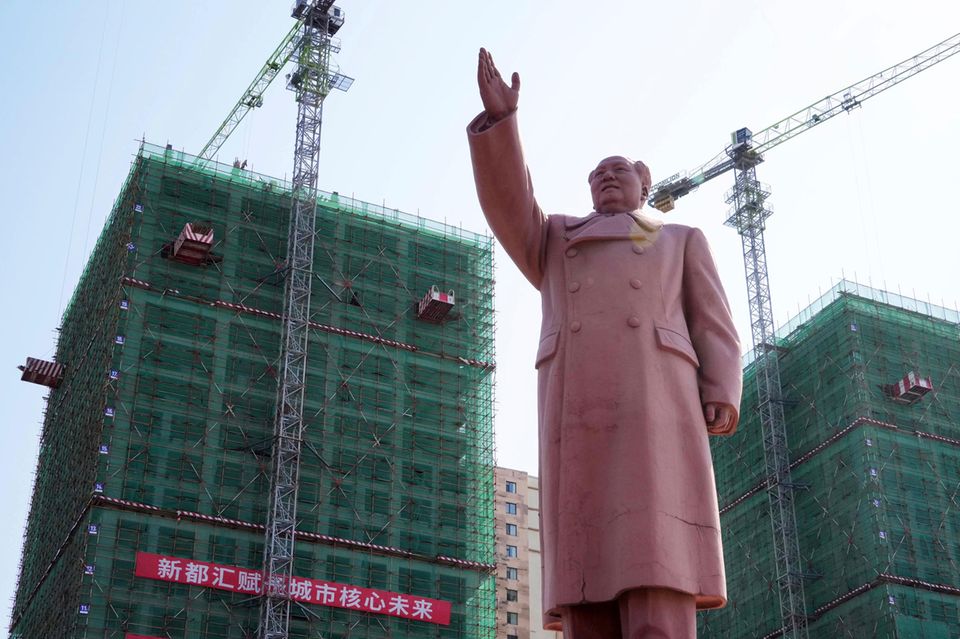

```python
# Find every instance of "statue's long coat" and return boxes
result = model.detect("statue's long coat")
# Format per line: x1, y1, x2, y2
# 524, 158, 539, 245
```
468, 112, 743, 628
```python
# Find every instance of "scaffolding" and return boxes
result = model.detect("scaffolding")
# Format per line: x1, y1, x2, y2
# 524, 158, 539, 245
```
11, 143, 497, 639
702, 280, 960, 638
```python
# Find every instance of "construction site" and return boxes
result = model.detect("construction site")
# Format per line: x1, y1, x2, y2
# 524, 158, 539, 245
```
10, 138, 496, 638
702, 281, 960, 637
7, 2, 960, 638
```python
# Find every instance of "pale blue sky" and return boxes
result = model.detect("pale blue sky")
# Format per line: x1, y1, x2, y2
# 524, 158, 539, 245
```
2, 1, 960, 628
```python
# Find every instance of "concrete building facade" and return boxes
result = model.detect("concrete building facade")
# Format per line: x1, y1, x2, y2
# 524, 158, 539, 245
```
494, 467, 562, 639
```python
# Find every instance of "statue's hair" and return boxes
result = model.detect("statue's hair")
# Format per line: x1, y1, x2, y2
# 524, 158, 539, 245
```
633, 160, 652, 192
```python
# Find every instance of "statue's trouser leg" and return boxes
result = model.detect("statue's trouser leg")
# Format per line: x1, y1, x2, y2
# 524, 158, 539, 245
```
560, 598, 620, 639
618, 588, 696, 639
561, 588, 696, 639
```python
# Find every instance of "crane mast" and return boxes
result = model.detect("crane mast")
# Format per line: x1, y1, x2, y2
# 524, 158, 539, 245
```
724, 152, 808, 637
649, 31, 960, 639
259, 2, 351, 638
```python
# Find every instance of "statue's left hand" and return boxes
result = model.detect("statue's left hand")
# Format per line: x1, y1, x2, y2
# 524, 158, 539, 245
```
704, 402, 736, 435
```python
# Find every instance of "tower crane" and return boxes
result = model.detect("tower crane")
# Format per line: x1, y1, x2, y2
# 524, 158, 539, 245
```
260, 3, 352, 638
195, 2, 353, 638
648, 32, 960, 638
197, 3, 352, 163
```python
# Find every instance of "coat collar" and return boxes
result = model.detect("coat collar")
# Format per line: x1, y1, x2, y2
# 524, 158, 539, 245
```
564, 209, 664, 246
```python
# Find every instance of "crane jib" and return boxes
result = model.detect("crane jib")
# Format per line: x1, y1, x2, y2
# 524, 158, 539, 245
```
648, 31, 960, 214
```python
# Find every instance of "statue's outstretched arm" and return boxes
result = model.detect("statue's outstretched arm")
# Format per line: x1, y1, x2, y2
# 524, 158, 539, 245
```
468, 49, 546, 289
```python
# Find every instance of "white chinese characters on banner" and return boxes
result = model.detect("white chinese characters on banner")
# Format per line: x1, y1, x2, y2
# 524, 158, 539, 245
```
364, 592, 386, 612
339, 586, 363, 609
156, 558, 182, 580
236, 570, 262, 594
211, 566, 235, 589
412, 599, 434, 619
389, 594, 410, 616
314, 582, 337, 605
184, 562, 209, 584
289, 578, 313, 600
133, 552, 450, 625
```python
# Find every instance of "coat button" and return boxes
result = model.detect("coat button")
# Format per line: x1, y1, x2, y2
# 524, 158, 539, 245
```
627, 316, 642, 328
570, 321, 582, 333
629, 279, 642, 289
566, 247, 579, 258
568, 281, 581, 293
632, 245, 645, 254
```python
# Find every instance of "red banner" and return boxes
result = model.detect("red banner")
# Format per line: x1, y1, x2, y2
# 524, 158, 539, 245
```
134, 552, 451, 625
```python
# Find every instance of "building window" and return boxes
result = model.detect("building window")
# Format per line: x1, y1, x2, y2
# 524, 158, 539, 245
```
508, 635, 519, 639
506, 567, 518, 579
506, 481, 517, 493
506, 502, 517, 515
506, 523, 518, 536
507, 588, 518, 602
507, 612, 519, 625
506, 545, 518, 557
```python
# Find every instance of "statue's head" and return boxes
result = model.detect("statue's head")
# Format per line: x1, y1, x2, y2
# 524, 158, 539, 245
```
588, 156, 651, 214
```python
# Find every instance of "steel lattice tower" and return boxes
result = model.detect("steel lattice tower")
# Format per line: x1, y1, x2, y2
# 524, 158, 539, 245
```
259, 3, 343, 637
724, 157, 808, 639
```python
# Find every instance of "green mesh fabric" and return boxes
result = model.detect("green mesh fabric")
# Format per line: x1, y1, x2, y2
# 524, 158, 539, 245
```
11, 144, 497, 639
702, 290, 960, 637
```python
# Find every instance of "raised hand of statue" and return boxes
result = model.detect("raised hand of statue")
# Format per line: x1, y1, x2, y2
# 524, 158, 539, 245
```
477, 48, 520, 126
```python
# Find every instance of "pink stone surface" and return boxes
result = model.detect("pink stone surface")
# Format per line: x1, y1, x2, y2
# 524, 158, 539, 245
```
468, 99, 743, 627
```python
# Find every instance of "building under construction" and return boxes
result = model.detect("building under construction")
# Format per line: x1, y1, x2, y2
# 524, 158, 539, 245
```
702, 280, 960, 638
11, 143, 497, 639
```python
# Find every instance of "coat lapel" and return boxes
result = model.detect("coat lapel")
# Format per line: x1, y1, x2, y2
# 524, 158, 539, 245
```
564, 210, 663, 248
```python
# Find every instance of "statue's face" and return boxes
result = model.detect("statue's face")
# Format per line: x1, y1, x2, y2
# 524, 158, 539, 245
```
589, 156, 647, 214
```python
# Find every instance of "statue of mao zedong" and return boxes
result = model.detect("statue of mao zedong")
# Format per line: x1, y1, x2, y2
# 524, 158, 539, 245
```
467, 49, 743, 638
